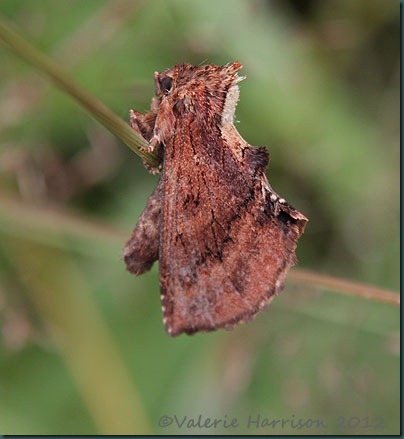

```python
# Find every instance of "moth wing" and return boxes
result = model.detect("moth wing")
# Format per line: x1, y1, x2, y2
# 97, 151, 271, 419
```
123, 179, 163, 275
159, 125, 307, 336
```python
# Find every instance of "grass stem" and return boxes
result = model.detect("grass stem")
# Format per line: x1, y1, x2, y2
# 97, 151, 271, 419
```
0, 15, 160, 168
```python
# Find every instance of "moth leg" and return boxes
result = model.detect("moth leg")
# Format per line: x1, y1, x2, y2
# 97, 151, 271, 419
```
143, 160, 163, 175
123, 179, 163, 275
130, 97, 160, 142
130, 107, 163, 173
130, 109, 156, 143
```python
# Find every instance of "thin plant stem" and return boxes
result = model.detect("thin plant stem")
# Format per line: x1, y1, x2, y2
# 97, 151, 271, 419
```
0, 15, 160, 168
289, 269, 400, 306
0, 16, 398, 309
0, 191, 399, 307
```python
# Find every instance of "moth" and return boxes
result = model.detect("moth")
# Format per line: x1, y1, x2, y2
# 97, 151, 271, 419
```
123, 62, 308, 336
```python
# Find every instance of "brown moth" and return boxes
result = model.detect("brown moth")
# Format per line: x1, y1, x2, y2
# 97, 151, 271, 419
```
123, 62, 308, 336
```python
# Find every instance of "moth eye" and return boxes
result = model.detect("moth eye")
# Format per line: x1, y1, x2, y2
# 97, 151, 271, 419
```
160, 77, 173, 93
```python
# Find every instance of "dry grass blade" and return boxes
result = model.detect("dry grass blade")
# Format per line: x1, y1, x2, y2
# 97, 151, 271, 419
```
0, 0, 144, 129
0, 191, 399, 307
0, 15, 160, 168
289, 268, 400, 306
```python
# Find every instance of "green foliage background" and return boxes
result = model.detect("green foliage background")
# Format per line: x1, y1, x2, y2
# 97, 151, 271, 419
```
0, 0, 399, 435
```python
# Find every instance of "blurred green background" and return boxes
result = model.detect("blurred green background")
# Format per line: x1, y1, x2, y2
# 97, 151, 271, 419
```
0, 0, 399, 435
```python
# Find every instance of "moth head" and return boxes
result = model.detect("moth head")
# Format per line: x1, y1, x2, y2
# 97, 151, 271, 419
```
154, 62, 245, 124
